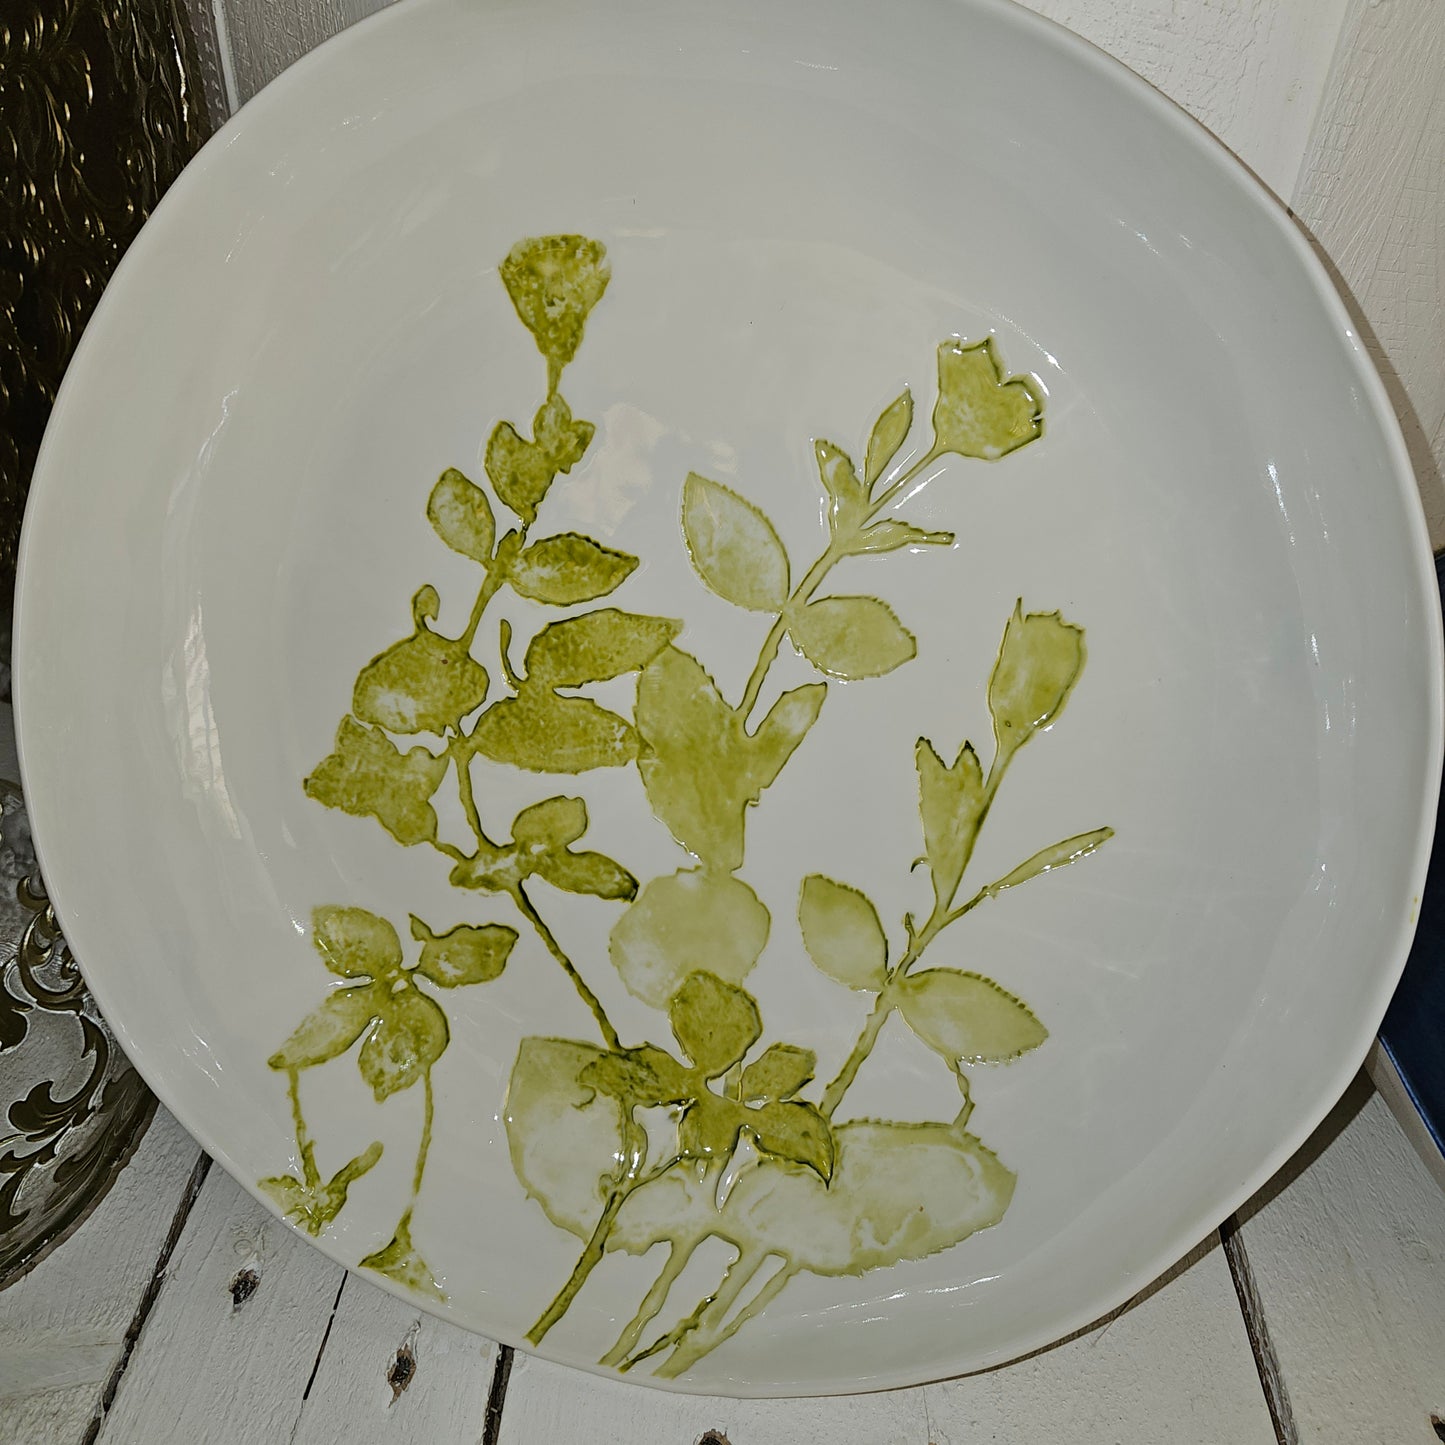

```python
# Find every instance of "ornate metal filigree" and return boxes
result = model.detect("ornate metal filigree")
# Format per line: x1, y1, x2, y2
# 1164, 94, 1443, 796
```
0, 781, 155, 1286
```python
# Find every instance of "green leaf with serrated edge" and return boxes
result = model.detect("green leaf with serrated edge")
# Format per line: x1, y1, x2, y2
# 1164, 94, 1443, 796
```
931, 338, 1044, 460
259, 1140, 383, 1236
471, 689, 637, 773
750, 1100, 834, 1181
988, 601, 1085, 757
353, 592, 490, 735
525, 609, 681, 688
789, 595, 916, 680
747, 681, 827, 792
632, 647, 736, 867
486, 419, 555, 525
579, 1046, 692, 1107
499, 234, 610, 371
534, 849, 638, 901
359, 1214, 445, 1300
669, 971, 762, 1077
681, 473, 790, 612
268, 982, 387, 1071
897, 968, 1048, 1065
511, 795, 589, 850
508, 534, 638, 606
865, 388, 914, 486
739, 1043, 816, 1103
427, 468, 495, 563
312, 905, 403, 980
679, 1094, 744, 1162
916, 737, 986, 909
358, 986, 449, 1101
798, 875, 888, 991
990, 827, 1114, 894
609, 868, 770, 1008
849, 519, 954, 555
813, 440, 866, 530
305, 717, 448, 847
409, 916, 517, 987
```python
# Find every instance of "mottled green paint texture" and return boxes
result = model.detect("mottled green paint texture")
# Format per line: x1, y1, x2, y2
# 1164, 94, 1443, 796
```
263, 234, 1111, 1374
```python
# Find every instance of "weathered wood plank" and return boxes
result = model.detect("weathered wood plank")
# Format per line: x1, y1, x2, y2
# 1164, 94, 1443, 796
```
289, 1274, 496, 1443
1235, 1079, 1445, 1445
0, 1111, 204, 1445
496, 1235, 1276, 1445
94, 1165, 346, 1444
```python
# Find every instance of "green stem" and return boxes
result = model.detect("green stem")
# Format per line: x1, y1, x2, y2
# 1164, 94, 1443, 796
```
734, 448, 944, 725
448, 734, 493, 850
527, 1187, 625, 1346
511, 882, 621, 1051
287, 1068, 320, 1189
458, 561, 509, 654
600, 1233, 699, 1368
657, 1255, 790, 1377
410, 1068, 435, 1203
628, 1246, 766, 1375
821, 746, 1016, 1120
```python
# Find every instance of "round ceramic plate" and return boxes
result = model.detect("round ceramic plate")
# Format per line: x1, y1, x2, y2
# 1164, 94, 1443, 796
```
14, 0, 1442, 1397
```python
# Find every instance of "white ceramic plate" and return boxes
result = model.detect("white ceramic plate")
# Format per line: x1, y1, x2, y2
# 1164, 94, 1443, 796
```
15, 0, 1442, 1396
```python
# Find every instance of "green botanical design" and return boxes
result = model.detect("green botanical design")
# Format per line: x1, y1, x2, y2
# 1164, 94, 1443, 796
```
263, 233, 1111, 1373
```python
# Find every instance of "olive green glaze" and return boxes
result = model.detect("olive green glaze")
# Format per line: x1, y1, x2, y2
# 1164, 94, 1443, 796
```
262, 232, 1112, 1374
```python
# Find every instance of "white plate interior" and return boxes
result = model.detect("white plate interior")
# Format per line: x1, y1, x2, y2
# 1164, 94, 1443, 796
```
15, 0, 1441, 1395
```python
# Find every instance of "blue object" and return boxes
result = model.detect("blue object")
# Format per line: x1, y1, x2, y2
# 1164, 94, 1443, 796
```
1377, 551, 1445, 1170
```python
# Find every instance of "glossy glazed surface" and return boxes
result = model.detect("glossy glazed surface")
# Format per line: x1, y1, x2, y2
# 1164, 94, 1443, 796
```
14, 0, 1441, 1396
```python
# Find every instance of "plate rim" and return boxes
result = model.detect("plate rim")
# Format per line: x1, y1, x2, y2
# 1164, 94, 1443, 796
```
14, 0, 1444, 1396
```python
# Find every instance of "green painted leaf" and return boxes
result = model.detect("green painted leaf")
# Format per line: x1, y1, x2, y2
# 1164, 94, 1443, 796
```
789, 595, 916, 680
471, 689, 637, 773
506, 1038, 625, 1239
897, 968, 1048, 1065
749, 681, 828, 791
988, 601, 1086, 756
750, 1100, 834, 1181
499, 234, 610, 371
534, 849, 639, 901
268, 982, 386, 1071
850, 519, 954, 555
633, 647, 742, 868
679, 1094, 744, 1162
931, 338, 1043, 460
305, 717, 448, 847
511, 795, 589, 850
359, 1214, 445, 1300
991, 827, 1114, 894
739, 1043, 815, 1103
579, 1045, 692, 1107
681, 473, 790, 612
864, 388, 914, 486
797, 875, 888, 991
353, 628, 489, 736
427, 468, 495, 563
311, 905, 402, 980
509, 534, 638, 605
409, 915, 517, 987
669, 971, 761, 1077
525, 609, 682, 687
358, 985, 449, 1101
533, 393, 594, 472
609, 868, 770, 1008
486, 419, 555, 526
813, 439, 866, 530
259, 1140, 383, 1236
916, 737, 986, 909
